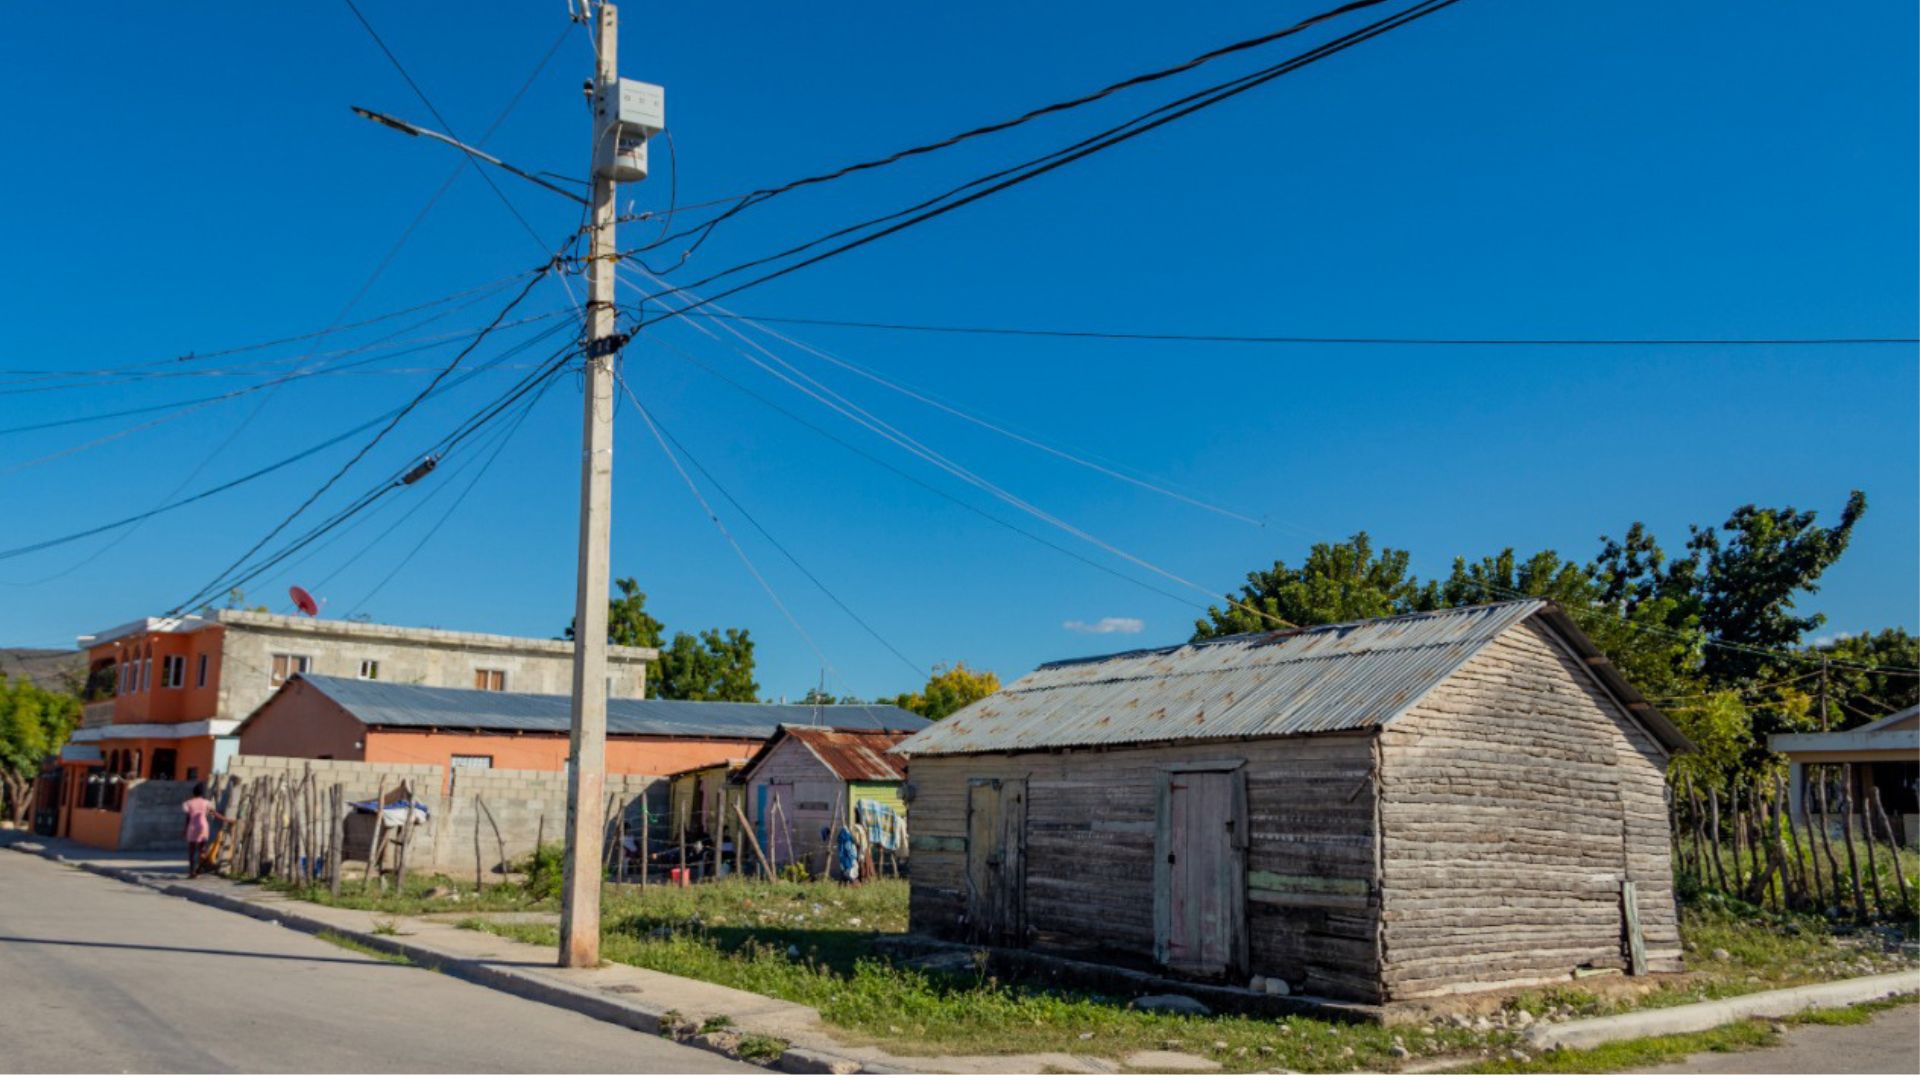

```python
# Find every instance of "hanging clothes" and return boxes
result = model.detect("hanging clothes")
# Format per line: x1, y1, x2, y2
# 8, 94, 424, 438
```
854, 798, 907, 851
834, 825, 861, 883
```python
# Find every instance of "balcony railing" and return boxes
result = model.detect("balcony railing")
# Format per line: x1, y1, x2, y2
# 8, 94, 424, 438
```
80, 700, 116, 729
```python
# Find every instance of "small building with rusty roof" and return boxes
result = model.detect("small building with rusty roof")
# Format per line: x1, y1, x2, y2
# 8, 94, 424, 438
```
894, 600, 1692, 1004
738, 722, 926, 876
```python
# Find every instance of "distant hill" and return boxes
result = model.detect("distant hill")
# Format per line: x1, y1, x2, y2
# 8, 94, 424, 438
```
0, 648, 82, 693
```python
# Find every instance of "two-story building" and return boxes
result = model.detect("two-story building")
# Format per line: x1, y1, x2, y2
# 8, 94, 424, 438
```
50, 608, 656, 848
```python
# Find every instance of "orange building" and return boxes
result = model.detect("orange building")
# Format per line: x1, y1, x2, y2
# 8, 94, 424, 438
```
236, 674, 928, 791
52, 610, 656, 848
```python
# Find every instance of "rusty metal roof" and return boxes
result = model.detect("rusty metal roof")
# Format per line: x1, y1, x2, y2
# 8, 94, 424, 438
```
897, 600, 1688, 757
761, 725, 913, 782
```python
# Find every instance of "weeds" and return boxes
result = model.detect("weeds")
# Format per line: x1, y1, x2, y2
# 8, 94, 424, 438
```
315, 929, 412, 964
735, 1034, 788, 1063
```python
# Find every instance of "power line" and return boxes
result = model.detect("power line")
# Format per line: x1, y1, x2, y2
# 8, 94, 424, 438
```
625, 0, 1464, 331
613, 369, 926, 679
650, 275, 1297, 630
173, 269, 555, 613
340, 377, 556, 615
171, 333, 580, 614
626, 0, 1405, 261
687, 311, 1920, 348
648, 330, 1199, 611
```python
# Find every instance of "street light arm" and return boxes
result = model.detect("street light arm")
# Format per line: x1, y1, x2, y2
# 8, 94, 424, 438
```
350, 105, 590, 206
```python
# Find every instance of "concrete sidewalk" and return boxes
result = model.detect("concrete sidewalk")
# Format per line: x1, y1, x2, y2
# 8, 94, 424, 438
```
0, 835, 1170, 1075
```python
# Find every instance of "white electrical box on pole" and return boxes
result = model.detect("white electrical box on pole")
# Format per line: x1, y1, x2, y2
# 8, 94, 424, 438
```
560, 0, 651, 969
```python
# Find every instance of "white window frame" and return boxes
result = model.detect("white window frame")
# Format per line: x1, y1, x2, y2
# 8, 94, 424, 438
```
140, 658, 151, 691
269, 653, 312, 688
196, 653, 209, 688
474, 668, 507, 692
358, 659, 380, 680
160, 655, 186, 689
450, 754, 494, 771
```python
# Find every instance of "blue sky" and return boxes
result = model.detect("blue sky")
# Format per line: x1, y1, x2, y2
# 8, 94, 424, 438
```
2, 1, 1914, 700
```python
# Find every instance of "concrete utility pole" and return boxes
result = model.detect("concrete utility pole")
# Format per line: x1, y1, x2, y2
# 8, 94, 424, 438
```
559, 0, 621, 969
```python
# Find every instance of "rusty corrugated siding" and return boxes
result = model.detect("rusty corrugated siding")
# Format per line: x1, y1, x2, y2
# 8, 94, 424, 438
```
787, 726, 912, 781
898, 600, 1545, 756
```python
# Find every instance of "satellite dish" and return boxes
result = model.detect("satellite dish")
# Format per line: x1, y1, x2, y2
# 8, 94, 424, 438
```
289, 585, 321, 617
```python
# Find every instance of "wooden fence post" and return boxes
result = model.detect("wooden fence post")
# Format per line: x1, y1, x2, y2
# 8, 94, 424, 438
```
392, 780, 419, 894
364, 774, 390, 890
1869, 787, 1913, 916
1835, 766, 1868, 921
329, 783, 345, 900
1707, 786, 1730, 893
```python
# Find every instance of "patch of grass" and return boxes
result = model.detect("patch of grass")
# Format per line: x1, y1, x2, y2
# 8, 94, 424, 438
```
370, 918, 402, 936
735, 1034, 788, 1064
1466, 1019, 1779, 1073
474, 915, 1499, 1070
699, 1014, 734, 1034
263, 872, 552, 916
315, 929, 413, 964
1469, 993, 1918, 1073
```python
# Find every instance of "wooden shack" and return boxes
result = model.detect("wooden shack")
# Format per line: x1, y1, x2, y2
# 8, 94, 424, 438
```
896, 600, 1692, 1004
739, 722, 926, 876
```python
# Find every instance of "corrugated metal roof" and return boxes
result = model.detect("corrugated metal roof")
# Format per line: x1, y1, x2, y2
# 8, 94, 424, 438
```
898, 601, 1548, 756
245, 675, 927, 739
785, 726, 912, 781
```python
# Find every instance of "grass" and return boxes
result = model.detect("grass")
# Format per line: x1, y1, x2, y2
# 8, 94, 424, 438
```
271, 862, 1916, 1071
734, 1034, 789, 1064
1464, 993, 1917, 1073
315, 929, 414, 964
262, 872, 555, 916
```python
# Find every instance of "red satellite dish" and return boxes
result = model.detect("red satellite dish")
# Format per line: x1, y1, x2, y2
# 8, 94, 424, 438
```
289, 585, 320, 617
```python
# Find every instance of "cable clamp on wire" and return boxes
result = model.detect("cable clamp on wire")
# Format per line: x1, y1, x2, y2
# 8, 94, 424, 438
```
587, 333, 630, 359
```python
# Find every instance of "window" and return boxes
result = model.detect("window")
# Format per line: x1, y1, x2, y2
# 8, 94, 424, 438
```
185, 766, 199, 780
150, 749, 177, 781
139, 658, 151, 691
160, 655, 186, 689
474, 669, 506, 692
118, 662, 130, 696
196, 653, 209, 688
358, 659, 380, 680
269, 653, 311, 687
450, 754, 494, 771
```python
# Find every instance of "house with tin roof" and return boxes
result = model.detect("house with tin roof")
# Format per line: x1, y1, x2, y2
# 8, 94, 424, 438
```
738, 723, 924, 877
895, 599, 1692, 1004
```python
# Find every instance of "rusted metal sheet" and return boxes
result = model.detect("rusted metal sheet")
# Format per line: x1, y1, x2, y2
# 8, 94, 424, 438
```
785, 726, 913, 782
899, 601, 1545, 757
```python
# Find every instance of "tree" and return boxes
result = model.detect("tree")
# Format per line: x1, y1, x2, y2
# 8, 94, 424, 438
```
1808, 628, 1920, 727
891, 662, 1000, 720
563, 578, 755, 701
1673, 491, 1867, 684
1193, 532, 1429, 640
0, 676, 79, 825
656, 629, 759, 702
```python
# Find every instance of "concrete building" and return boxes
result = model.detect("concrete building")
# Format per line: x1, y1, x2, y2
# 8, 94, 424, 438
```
49, 609, 655, 849
1771, 704, 1918, 845
897, 600, 1692, 1004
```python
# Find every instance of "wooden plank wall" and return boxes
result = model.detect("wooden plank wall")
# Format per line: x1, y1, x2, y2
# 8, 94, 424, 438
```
1377, 617, 1681, 999
905, 733, 1381, 1000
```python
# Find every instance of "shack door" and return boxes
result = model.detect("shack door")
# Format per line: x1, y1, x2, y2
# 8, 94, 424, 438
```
965, 778, 1026, 945
1155, 767, 1249, 976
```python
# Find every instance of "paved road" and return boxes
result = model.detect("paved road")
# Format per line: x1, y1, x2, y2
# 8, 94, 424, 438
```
0, 851, 758, 1073
1638, 1002, 1920, 1074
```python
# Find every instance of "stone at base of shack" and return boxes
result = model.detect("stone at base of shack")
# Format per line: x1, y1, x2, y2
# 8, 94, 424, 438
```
873, 933, 1383, 1024
1131, 994, 1212, 1016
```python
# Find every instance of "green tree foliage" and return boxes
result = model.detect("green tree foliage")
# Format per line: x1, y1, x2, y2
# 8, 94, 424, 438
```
1202, 493, 1899, 789
657, 629, 759, 702
564, 578, 756, 702
0, 675, 80, 824
1192, 532, 1430, 638
1810, 628, 1920, 724
890, 663, 1001, 720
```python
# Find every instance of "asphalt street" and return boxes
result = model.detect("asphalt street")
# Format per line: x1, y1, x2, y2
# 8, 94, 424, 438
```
1637, 1002, 1920, 1074
0, 850, 759, 1073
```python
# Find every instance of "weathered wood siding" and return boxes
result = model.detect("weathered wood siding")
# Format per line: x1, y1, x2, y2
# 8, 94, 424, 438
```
1377, 616, 1681, 999
906, 733, 1381, 1000
745, 736, 843, 874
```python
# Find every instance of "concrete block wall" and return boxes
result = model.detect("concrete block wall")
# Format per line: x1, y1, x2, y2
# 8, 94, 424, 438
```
115, 779, 200, 850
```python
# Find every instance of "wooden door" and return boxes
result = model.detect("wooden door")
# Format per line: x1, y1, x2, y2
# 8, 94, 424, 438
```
1155, 767, 1249, 976
965, 778, 1026, 945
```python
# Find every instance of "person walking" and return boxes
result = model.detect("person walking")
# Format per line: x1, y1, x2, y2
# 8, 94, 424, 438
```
182, 782, 231, 878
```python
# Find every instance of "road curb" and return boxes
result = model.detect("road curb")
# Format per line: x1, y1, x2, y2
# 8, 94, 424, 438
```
1, 840, 867, 1075
1524, 969, 1920, 1051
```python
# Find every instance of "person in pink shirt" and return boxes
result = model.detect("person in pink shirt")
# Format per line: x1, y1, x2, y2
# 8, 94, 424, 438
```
181, 782, 231, 878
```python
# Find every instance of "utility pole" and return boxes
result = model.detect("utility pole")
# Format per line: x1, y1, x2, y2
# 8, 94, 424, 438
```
559, 0, 621, 969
